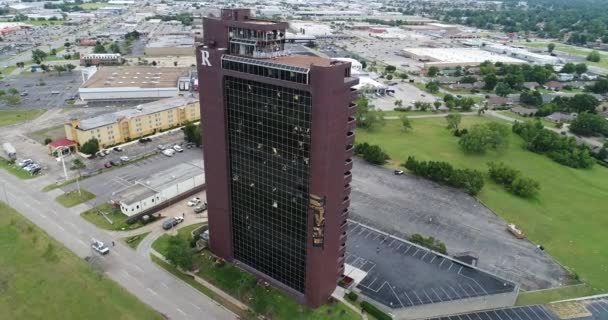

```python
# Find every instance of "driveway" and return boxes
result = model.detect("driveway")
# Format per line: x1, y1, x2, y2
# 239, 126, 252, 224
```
349, 159, 568, 290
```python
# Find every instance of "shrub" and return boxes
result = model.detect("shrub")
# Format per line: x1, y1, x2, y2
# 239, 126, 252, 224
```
409, 234, 447, 254
487, 161, 519, 186
509, 176, 541, 198
403, 156, 484, 195
360, 301, 391, 320
80, 138, 100, 155
459, 122, 509, 154
346, 291, 358, 302
487, 161, 540, 198
354, 142, 390, 165
44, 137, 52, 145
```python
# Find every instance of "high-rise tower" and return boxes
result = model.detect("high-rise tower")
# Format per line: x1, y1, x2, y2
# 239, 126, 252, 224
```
196, 8, 357, 307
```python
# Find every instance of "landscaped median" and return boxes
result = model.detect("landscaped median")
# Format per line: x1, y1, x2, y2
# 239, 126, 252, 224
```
122, 232, 150, 249
151, 224, 361, 320
55, 189, 95, 208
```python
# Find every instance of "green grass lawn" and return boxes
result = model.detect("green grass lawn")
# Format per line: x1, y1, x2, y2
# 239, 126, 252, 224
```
80, 2, 106, 10
381, 110, 439, 117
0, 202, 163, 320
0, 159, 38, 180
152, 223, 205, 254
55, 189, 95, 208
122, 232, 150, 249
26, 20, 65, 26
153, 226, 361, 320
80, 203, 144, 231
0, 109, 46, 127
356, 116, 608, 293
516, 285, 596, 306
518, 42, 608, 70
495, 110, 556, 128
27, 124, 66, 144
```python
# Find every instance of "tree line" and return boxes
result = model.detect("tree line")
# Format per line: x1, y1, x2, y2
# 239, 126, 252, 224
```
488, 162, 540, 198
403, 156, 485, 195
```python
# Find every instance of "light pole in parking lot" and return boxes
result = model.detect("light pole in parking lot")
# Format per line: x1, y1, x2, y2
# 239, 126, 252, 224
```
53, 146, 70, 183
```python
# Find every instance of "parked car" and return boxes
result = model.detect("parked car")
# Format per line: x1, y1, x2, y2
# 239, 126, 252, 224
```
139, 137, 152, 143
394, 170, 404, 175
23, 163, 40, 172
119, 156, 130, 162
103, 149, 111, 155
162, 149, 175, 157
104, 162, 112, 168
18, 159, 33, 167
186, 142, 195, 149
162, 217, 183, 230
96, 151, 106, 158
187, 197, 201, 207
193, 203, 208, 213
113, 147, 123, 152
91, 239, 109, 255
109, 160, 121, 166
173, 145, 183, 152
157, 145, 166, 151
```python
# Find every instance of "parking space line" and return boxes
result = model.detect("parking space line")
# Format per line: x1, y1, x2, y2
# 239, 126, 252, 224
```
465, 283, 480, 295
458, 266, 463, 273
519, 306, 535, 320
457, 283, 471, 297
411, 290, 424, 304
396, 243, 402, 250
464, 314, 475, 320
447, 285, 460, 298
430, 288, 443, 302
372, 233, 380, 240
400, 291, 414, 306
494, 310, 506, 320
430, 256, 436, 263
388, 284, 405, 308
412, 248, 419, 257
357, 228, 365, 235
421, 289, 434, 303
594, 301, 608, 312
439, 258, 446, 267
440, 286, 452, 300
189, 302, 201, 310
421, 251, 429, 260
367, 277, 377, 288
511, 308, 526, 320
403, 246, 412, 254
447, 262, 454, 271
388, 239, 395, 247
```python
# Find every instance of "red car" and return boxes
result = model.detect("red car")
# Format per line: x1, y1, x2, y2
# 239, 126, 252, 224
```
104, 162, 112, 168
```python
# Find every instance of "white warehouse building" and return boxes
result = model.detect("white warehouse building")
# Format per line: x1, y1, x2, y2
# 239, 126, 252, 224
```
78, 66, 190, 102
115, 160, 204, 216
483, 44, 563, 65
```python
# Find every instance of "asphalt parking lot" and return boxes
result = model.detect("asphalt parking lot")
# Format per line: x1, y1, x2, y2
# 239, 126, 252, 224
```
349, 159, 568, 290
0, 72, 80, 110
347, 222, 515, 309
62, 146, 203, 206
425, 297, 608, 320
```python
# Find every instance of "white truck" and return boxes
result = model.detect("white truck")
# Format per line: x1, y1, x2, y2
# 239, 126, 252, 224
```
2, 143, 16, 161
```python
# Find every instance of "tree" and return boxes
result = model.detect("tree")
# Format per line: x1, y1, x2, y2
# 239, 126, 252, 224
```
414, 101, 432, 111
520, 90, 542, 106
575, 63, 588, 74
386, 74, 393, 81
53, 64, 67, 75
560, 63, 576, 74
568, 94, 600, 113
425, 81, 439, 93
64, 41, 71, 48
66, 63, 76, 72
355, 143, 390, 165
433, 101, 442, 109
109, 42, 121, 54
569, 112, 608, 136
80, 138, 99, 155
495, 82, 511, 97
166, 236, 194, 270
31, 49, 48, 64
394, 99, 403, 107
400, 116, 412, 132
547, 43, 555, 53
587, 78, 608, 94
50, 48, 57, 56
361, 60, 367, 70
8, 88, 18, 95
587, 50, 601, 62
397, 72, 408, 80
460, 75, 477, 84
173, 61, 178, 67
384, 65, 396, 73
446, 114, 462, 130
487, 161, 519, 185
427, 66, 439, 77
458, 97, 475, 111
93, 41, 106, 53
483, 74, 498, 91
355, 96, 384, 130
2, 95, 21, 107
183, 121, 202, 146
151, 60, 157, 66
459, 122, 509, 153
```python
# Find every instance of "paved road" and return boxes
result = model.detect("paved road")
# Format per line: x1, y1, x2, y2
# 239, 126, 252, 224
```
0, 171, 234, 320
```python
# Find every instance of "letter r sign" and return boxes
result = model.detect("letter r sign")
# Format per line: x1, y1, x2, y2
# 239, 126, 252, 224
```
200, 50, 211, 67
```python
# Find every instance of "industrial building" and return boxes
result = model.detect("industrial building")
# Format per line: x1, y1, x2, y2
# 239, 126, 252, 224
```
402, 47, 526, 68
115, 160, 204, 216
80, 53, 123, 66
64, 96, 200, 148
144, 35, 194, 56
78, 66, 190, 101
198, 8, 357, 308
483, 43, 563, 65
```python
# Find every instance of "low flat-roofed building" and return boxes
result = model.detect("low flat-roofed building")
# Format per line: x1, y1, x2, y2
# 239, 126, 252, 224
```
78, 66, 189, 101
403, 47, 526, 68
115, 159, 204, 216
65, 96, 200, 148
144, 35, 194, 56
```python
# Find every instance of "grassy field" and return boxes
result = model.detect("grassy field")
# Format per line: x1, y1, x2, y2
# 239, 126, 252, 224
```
81, 203, 144, 231
356, 116, 608, 293
0, 109, 46, 127
153, 226, 361, 320
27, 124, 66, 144
495, 111, 556, 128
516, 285, 596, 306
80, 2, 106, 10
518, 42, 608, 70
26, 20, 64, 26
122, 232, 150, 249
55, 189, 95, 208
0, 202, 163, 320
0, 159, 38, 180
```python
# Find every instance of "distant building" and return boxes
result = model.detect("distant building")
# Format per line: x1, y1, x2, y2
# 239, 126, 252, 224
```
546, 112, 577, 123
64, 96, 199, 148
543, 81, 564, 91
78, 66, 190, 101
557, 73, 574, 82
80, 53, 123, 66
144, 35, 194, 56
114, 160, 204, 216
